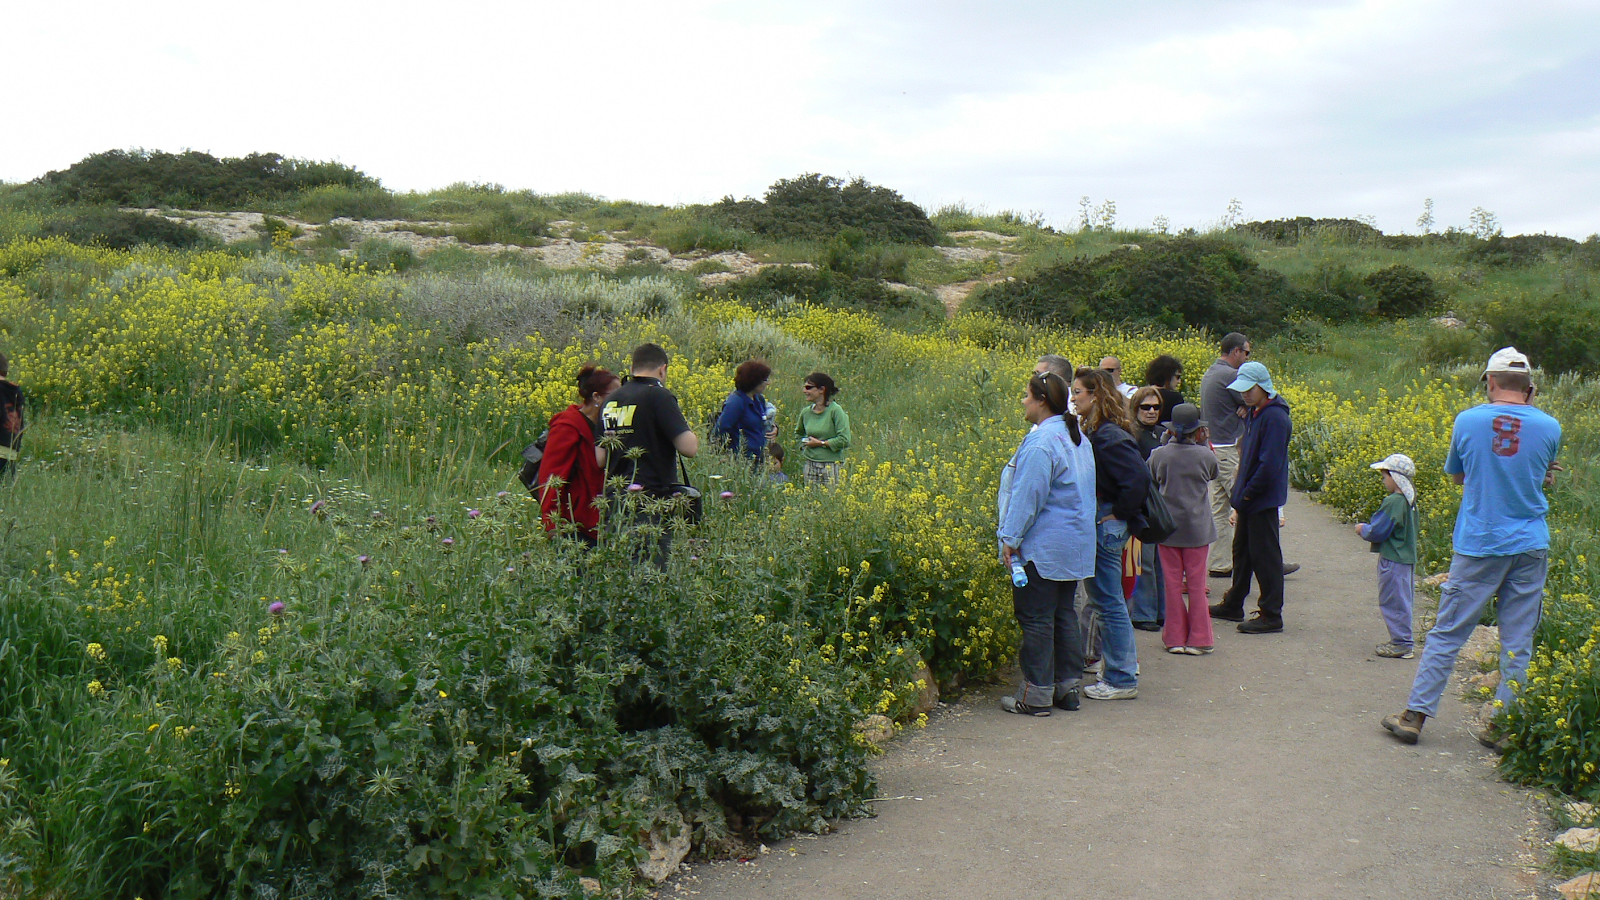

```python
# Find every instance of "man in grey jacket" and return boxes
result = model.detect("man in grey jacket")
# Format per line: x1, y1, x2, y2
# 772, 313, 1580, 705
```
1200, 334, 1251, 575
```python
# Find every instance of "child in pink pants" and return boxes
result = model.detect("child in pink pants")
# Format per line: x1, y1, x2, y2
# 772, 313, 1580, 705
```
1147, 404, 1219, 654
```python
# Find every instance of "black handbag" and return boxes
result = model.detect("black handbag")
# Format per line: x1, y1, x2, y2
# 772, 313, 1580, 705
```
670, 457, 703, 525
1137, 485, 1177, 545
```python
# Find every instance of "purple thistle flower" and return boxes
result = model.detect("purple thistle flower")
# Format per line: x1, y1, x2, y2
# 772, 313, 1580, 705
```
426, 515, 437, 525
442, 537, 455, 547
357, 555, 370, 566
720, 491, 734, 500
371, 510, 383, 519
627, 483, 644, 492
309, 500, 326, 515
467, 509, 481, 519
268, 601, 285, 616
496, 491, 510, 499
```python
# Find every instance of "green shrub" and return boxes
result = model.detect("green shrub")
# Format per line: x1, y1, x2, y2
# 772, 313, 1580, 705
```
711, 174, 937, 245
1479, 288, 1600, 375
459, 208, 547, 246
1235, 217, 1384, 245
687, 259, 731, 276
1461, 233, 1578, 268
970, 238, 1295, 335
39, 209, 209, 251
819, 229, 913, 283
39, 149, 379, 209
1363, 264, 1438, 318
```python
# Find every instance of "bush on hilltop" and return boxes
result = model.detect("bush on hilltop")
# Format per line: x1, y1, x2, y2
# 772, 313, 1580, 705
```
39, 149, 381, 209
711, 174, 938, 245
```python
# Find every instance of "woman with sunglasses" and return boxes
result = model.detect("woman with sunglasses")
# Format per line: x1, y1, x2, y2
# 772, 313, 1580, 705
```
796, 372, 851, 486
1125, 385, 1169, 630
1071, 367, 1150, 700
997, 370, 1096, 716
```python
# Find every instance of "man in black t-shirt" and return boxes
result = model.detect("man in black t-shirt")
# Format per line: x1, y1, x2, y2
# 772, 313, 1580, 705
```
0, 351, 23, 482
602, 343, 699, 566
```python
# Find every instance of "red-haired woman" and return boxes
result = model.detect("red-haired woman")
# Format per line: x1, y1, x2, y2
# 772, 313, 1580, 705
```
537, 364, 620, 546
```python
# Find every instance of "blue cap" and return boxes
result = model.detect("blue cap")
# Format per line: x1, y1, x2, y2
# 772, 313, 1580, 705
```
1226, 361, 1277, 398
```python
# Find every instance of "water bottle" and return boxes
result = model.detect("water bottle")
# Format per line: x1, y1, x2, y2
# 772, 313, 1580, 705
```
1010, 560, 1029, 587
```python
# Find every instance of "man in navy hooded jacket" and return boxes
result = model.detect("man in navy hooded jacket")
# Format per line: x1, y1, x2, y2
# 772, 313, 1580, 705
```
1209, 361, 1292, 634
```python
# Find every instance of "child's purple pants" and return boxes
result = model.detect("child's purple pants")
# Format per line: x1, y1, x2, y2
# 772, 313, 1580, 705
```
1377, 558, 1414, 647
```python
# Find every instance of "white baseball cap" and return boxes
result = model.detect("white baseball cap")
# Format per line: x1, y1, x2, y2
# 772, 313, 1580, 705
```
1483, 347, 1531, 376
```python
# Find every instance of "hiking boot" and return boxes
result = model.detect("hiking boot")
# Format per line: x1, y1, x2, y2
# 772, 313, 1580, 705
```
1208, 603, 1245, 622
1083, 682, 1138, 701
1132, 621, 1162, 632
1237, 613, 1283, 634
1000, 695, 1050, 717
1382, 710, 1426, 744
1053, 687, 1081, 712
1374, 642, 1415, 659
1470, 720, 1508, 753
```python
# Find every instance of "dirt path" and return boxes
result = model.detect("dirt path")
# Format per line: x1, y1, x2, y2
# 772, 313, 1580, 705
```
678, 491, 1545, 900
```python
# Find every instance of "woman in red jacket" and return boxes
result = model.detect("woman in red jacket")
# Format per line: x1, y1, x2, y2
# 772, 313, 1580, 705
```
537, 364, 619, 546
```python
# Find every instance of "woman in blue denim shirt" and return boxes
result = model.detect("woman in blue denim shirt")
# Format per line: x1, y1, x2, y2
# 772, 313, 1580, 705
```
1071, 367, 1150, 701
996, 371, 1098, 716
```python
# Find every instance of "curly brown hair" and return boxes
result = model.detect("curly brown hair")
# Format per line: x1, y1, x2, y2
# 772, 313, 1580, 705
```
1074, 367, 1133, 433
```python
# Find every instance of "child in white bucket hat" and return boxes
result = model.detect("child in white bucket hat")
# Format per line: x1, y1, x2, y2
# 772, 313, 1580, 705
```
1355, 453, 1419, 658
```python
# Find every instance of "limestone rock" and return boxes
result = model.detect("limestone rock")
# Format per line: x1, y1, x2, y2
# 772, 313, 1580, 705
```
1557, 872, 1600, 900
1429, 315, 1466, 329
637, 811, 691, 883
1566, 801, 1598, 826
911, 664, 939, 717
1557, 827, 1600, 853
855, 714, 894, 747
578, 876, 602, 895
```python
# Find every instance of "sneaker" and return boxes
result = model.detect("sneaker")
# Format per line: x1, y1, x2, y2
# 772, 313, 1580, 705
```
1084, 658, 1104, 675
1000, 695, 1050, 717
1083, 682, 1138, 701
1381, 710, 1426, 744
1182, 646, 1214, 655
1166, 646, 1188, 655
1053, 687, 1081, 712
1374, 642, 1415, 659
1283, 562, 1301, 576
1208, 603, 1245, 622
1237, 613, 1283, 634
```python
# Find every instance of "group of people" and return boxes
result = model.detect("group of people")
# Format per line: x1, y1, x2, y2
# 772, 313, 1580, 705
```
996, 336, 1296, 714
998, 336, 1565, 745
531, 342, 851, 565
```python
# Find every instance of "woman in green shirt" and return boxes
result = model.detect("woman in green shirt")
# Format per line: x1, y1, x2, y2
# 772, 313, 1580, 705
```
796, 372, 851, 486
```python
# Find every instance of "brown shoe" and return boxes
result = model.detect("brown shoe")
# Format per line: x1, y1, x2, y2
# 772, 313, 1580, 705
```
1382, 710, 1426, 744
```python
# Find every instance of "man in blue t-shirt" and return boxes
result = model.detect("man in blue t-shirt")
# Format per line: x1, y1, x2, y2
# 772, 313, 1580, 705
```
1383, 347, 1563, 747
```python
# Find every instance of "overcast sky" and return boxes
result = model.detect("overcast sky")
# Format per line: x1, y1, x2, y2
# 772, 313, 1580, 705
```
4, 1, 1597, 236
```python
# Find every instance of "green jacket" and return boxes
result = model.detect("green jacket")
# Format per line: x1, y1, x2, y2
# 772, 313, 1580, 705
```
796, 401, 851, 462
1362, 492, 1418, 566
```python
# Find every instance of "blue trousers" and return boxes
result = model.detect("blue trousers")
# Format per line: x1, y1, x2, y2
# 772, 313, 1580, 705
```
1406, 551, 1546, 718
1083, 511, 1139, 690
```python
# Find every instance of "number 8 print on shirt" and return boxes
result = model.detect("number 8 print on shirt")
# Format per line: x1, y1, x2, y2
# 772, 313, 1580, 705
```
1490, 414, 1521, 457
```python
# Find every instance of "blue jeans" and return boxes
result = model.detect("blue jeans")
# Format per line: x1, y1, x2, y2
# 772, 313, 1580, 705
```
1129, 539, 1163, 625
1406, 551, 1546, 718
1083, 506, 1139, 689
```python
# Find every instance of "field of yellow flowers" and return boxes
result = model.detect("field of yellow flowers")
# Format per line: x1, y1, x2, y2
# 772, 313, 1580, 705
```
0, 235, 1594, 896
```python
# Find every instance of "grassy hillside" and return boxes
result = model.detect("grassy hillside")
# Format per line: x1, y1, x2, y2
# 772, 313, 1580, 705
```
1, 153, 1598, 895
